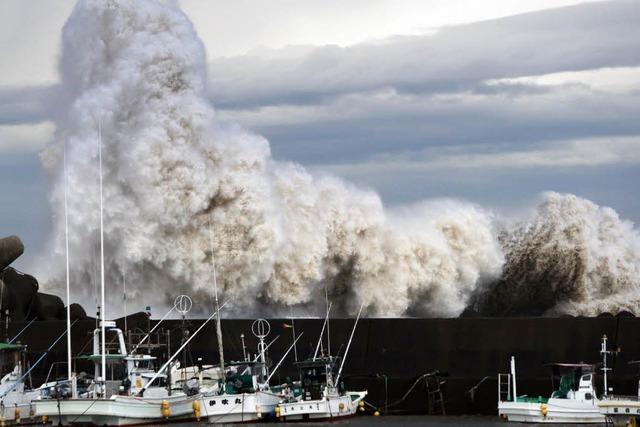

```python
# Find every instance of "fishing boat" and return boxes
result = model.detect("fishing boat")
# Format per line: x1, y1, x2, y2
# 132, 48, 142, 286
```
599, 368, 640, 426
198, 318, 300, 423
199, 359, 283, 423
32, 129, 210, 426
32, 320, 202, 425
498, 356, 605, 423
276, 356, 367, 421
276, 304, 368, 421
597, 334, 640, 426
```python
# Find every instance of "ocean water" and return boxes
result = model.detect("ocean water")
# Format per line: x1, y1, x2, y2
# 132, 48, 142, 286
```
173, 415, 604, 426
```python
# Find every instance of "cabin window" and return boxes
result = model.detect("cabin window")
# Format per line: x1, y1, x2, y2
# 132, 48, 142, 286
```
581, 374, 591, 382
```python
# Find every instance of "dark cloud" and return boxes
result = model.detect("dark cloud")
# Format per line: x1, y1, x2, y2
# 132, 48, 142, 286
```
208, 0, 640, 109
226, 84, 640, 165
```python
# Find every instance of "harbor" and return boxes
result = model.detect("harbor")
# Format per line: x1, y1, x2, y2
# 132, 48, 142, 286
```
1, 0, 639, 425
2, 313, 640, 424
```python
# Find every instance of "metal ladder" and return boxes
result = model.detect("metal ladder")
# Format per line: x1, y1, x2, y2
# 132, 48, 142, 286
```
425, 373, 446, 415
498, 373, 511, 402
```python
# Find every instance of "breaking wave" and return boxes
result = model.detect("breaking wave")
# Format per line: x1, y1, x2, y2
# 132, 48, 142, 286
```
34, 0, 640, 318
35, 0, 503, 318
470, 193, 640, 316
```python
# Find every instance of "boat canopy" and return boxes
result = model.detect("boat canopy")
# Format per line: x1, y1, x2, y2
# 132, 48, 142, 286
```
543, 363, 595, 368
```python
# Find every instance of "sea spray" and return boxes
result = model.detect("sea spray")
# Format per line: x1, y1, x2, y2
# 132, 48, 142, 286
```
35, 0, 504, 317
470, 192, 640, 316
34, 0, 640, 318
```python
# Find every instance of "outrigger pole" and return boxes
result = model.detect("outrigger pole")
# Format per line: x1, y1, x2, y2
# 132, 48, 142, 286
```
325, 285, 331, 356
252, 335, 280, 362
266, 333, 304, 383
208, 215, 225, 384
7, 318, 36, 344
130, 304, 179, 354
313, 302, 332, 360
335, 303, 364, 385
140, 299, 230, 394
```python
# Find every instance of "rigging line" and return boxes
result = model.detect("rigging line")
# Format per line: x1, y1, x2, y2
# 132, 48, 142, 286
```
8, 319, 36, 344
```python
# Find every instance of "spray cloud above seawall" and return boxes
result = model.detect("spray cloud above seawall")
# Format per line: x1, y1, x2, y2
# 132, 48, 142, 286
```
35, 0, 640, 318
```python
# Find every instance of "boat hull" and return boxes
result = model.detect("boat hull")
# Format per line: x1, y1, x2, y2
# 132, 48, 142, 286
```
0, 402, 34, 424
31, 394, 199, 426
0, 390, 41, 423
200, 391, 282, 423
599, 397, 640, 426
278, 391, 367, 421
499, 398, 605, 423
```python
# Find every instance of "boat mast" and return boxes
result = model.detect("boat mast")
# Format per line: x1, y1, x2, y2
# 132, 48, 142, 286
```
601, 334, 612, 396
98, 120, 106, 397
63, 139, 73, 387
208, 215, 225, 385
510, 356, 517, 401
290, 306, 298, 363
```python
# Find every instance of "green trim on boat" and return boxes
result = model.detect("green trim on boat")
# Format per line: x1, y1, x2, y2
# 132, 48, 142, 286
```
0, 342, 24, 351
516, 395, 549, 404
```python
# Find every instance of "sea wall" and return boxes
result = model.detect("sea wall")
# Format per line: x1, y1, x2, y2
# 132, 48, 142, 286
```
8, 316, 640, 415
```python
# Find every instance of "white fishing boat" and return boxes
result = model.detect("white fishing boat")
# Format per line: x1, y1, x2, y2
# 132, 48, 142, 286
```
32, 320, 203, 425
0, 342, 41, 424
277, 356, 367, 421
200, 366, 283, 424
599, 393, 640, 426
277, 304, 367, 421
597, 334, 640, 426
498, 357, 605, 423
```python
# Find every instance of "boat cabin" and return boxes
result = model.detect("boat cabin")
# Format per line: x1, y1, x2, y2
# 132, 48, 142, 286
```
0, 343, 25, 396
223, 360, 267, 393
295, 356, 339, 401
546, 363, 597, 403
74, 322, 168, 397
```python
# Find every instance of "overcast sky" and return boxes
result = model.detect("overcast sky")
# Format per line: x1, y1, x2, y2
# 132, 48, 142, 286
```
1, 0, 639, 267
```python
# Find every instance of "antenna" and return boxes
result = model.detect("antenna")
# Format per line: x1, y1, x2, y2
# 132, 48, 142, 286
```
208, 215, 225, 384
252, 319, 270, 381
335, 303, 364, 385
240, 333, 247, 361
98, 119, 106, 397
63, 138, 73, 386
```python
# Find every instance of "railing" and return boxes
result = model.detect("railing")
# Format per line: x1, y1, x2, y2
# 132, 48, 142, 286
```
601, 395, 640, 402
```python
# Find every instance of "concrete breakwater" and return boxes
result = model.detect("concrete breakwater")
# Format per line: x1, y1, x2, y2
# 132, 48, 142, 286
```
6, 315, 639, 415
